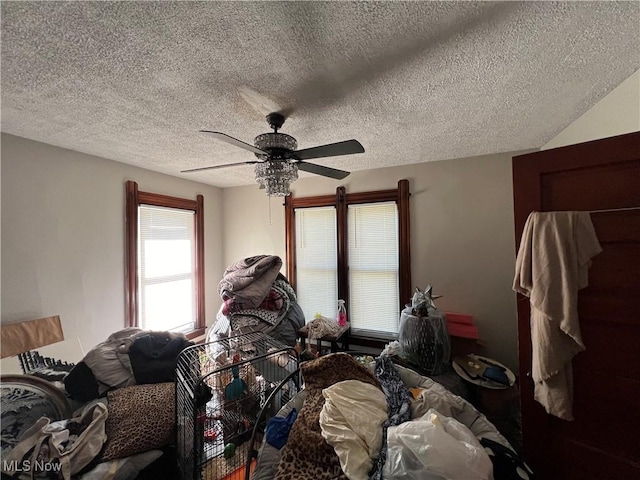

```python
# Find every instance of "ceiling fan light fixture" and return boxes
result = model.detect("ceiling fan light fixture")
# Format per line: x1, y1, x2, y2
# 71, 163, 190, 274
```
255, 160, 299, 197
254, 132, 297, 153
192, 112, 361, 193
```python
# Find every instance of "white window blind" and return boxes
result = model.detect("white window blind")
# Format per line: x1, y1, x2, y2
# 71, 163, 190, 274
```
138, 204, 195, 332
295, 206, 338, 322
348, 202, 399, 335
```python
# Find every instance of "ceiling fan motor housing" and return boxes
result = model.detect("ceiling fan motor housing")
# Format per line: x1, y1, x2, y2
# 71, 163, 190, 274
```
266, 112, 286, 131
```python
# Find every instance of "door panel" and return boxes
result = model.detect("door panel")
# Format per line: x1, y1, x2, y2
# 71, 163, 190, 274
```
541, 161, 640, 211
548, 436, 640, 480
512, 131, 640, 479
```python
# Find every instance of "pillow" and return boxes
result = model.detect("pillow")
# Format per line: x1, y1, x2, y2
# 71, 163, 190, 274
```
101, 382, 175, 461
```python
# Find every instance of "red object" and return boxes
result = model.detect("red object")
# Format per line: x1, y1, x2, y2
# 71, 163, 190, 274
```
220, 460, 256, 480
337, 300, 347, 327
445, 312, 479, 339
445, 312, 474, 324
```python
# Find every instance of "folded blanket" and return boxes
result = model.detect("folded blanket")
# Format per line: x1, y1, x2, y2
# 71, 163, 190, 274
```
230, 276, 296, 328
218, 255, 283, 310
224, 282, 288, 316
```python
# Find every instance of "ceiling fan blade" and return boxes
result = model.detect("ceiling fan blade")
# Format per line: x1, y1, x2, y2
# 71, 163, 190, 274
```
181, 161, 259, 173
238, 86, 289, 117
200, 130, 268, 155
293, 139, 364, 161
297, 161, 350, 180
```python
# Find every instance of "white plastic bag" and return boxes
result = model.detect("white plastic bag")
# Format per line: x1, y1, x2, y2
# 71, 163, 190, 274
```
383, 408, 493, 480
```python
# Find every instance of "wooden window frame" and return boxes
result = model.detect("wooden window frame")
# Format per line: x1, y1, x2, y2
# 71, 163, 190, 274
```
284, 179, 411, 335
125, 181, 205, 339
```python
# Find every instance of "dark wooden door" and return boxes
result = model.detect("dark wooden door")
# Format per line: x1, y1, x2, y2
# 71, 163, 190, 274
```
512, 131, 640, 479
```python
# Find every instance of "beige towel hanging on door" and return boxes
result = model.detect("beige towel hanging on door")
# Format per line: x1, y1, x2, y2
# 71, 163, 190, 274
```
513, 211, 602, 420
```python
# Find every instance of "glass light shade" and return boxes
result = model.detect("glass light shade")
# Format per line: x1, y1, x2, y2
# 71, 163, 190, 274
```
255, 160, 299, 196
253, 132, 299, 196
254, 133, 297, 152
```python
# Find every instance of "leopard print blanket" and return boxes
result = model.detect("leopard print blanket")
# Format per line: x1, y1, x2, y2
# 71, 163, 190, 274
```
273, 353, 381, 480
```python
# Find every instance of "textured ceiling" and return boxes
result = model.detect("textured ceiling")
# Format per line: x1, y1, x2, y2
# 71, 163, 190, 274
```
2, 1, 639, 188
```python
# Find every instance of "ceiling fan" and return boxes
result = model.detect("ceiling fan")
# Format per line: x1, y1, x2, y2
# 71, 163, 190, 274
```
181, 112, 365, 196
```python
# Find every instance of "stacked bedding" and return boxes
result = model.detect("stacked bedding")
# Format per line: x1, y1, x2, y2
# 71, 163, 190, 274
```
253, 353, 524, 480
214, 256, 305, 347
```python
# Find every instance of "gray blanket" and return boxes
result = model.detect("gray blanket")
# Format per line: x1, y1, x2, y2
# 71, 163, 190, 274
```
218, 255, 282, 310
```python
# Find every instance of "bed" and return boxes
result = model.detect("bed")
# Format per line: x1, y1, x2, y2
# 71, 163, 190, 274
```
250, 352, 530, 480
1, 329, 190, 480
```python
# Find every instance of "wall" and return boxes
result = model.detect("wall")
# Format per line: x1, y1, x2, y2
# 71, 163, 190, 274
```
223, 151, 523, 371
223, 70, 640, 373
543, 69, 640, 149
3, 71, 636, 374
1, 133, 225, 367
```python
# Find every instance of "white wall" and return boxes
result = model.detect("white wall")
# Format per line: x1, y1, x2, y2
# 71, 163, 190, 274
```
1, 134, 225, 365
223, 151, 523, 371
543, 69, 640, 149
3, 71, 637, 375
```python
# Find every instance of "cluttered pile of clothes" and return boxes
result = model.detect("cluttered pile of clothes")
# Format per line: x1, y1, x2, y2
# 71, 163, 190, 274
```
64, 328, 193, 402
211, 255, 305, 347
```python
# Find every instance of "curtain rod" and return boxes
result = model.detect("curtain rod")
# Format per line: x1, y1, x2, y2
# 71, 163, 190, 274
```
588, 206, 640, 214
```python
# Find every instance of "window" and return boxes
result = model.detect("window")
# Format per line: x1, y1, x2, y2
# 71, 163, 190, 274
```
125, 181, 205, 337
295, 207, 338, 321
285, 180, 411, 337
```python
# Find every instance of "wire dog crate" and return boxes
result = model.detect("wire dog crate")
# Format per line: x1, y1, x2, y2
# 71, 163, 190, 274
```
176, 331, 299, 480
